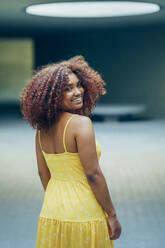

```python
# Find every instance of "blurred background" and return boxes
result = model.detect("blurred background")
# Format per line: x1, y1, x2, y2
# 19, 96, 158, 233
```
0, 1, 165, 248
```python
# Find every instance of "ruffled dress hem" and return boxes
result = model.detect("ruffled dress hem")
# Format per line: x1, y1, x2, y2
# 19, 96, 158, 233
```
36, 216, 114, 248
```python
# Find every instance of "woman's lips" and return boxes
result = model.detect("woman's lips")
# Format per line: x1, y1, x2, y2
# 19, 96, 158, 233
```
72, 97, 83, 103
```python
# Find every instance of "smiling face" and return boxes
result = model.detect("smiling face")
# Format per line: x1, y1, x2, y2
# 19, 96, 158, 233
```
60, 72, 84, 112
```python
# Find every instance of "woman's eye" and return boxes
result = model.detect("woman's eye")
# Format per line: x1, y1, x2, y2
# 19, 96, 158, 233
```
65, 87, 72, 91
64, 82, 82, 91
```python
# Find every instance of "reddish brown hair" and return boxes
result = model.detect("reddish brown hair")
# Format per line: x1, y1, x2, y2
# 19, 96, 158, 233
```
20, 55, 107, 131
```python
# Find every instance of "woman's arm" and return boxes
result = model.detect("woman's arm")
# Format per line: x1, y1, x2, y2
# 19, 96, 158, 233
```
74, 115, 121, 239
35, 130, 51, 191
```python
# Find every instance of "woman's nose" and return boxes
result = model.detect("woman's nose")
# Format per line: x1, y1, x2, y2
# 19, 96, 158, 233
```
74, 87, 81, 96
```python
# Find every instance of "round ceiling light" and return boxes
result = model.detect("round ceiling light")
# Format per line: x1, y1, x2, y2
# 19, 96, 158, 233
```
25, 1, 160, 18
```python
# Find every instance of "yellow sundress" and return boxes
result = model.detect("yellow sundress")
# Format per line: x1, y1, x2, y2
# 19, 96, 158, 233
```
36, 114, 114, 248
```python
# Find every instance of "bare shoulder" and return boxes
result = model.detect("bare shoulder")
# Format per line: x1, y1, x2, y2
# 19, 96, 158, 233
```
73, 114, 92, 128
72, 114, 94, 136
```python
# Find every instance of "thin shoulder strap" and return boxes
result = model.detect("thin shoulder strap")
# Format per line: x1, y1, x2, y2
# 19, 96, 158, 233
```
38, 130, 43, 152
63, 114, 77, 152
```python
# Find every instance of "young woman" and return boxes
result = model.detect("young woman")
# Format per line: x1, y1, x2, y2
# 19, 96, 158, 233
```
20, 55, 121, 248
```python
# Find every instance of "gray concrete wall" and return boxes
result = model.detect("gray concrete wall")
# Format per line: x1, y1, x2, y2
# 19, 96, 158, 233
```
34, 26, 165, 118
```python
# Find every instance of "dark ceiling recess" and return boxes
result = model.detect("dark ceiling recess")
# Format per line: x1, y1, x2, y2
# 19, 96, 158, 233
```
0, 0, 165, 36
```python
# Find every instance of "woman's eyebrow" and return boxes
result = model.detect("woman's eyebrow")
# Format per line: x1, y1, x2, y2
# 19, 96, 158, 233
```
64, 83, 72, 87
65, 81, 80, 87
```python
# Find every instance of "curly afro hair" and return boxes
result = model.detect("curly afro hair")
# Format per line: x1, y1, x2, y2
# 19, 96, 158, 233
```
20, 55, 107, 131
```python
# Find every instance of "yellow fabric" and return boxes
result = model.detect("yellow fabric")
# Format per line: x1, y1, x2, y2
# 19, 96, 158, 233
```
36, 114, 114, 248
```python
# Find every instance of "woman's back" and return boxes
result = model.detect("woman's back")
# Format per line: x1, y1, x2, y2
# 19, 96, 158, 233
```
37, 113, 105, 221
38, 112, 79, 155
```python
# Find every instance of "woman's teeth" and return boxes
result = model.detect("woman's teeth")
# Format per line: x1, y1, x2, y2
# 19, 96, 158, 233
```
72, 97, 82, 102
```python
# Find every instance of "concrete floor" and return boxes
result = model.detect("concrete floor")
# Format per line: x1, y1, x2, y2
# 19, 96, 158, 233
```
0, 117, 165, 248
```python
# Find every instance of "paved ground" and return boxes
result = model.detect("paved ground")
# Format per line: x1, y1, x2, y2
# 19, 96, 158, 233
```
0, 116, 165, 248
